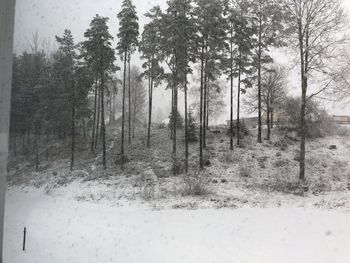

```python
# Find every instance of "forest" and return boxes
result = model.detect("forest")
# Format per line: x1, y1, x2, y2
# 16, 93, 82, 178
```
8, 0, 350, 192
4, 0, 350, 262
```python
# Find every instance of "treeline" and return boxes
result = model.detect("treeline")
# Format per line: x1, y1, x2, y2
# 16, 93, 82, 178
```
10, 0, 347, 181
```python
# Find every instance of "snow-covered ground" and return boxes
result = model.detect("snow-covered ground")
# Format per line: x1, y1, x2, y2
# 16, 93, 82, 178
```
4, 186, 350, 263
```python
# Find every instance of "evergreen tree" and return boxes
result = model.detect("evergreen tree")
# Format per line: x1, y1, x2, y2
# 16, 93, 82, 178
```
117, 0, 139, 163
194, 0, 226, 166
250, 0, 285, 143
55, 29, 78, 171
82, 15, 116, 169
139, 6, 164, 148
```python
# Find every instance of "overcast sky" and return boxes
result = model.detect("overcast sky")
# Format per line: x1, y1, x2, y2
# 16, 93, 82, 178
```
13, 0, 350, 122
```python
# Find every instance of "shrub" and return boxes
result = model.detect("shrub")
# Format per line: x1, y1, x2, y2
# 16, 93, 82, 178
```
135, 169, 157, 200
181, 170, 210, 196
226, 121, 249, 138
221, 148, 239, 163
172, 157, 184, 175
280, 97, 334, 138
168, 110, 184, 130
187, 110, 198, 142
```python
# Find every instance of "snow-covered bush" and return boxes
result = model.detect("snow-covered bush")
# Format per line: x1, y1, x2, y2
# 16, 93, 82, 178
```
181, 170, 210, 196
280, 97, 334, 138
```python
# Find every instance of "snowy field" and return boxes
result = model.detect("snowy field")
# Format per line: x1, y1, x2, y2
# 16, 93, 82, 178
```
4, 186, 350, 263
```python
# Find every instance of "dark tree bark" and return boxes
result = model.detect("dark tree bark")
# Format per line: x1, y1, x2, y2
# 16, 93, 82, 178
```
147, 58, 153, 148
199, 43, 205, 168
128, 52, 131, 145
229, 26, 234, 150
100, 62, 107, 169
236, 51, 242, 146
203, 43, 208, 149
121, 50, 127, 166
91, 80, 98, 151
70, 82, 75, 171
184, 64, 188, 173
257, 3, 263, 144
95, 83, 101, 148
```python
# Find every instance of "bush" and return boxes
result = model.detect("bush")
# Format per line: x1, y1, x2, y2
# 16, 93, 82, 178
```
172, 157, 184, 175
226, 120, 249, 138
135, 169, 157, 200
181, 170, 210, 196
168, 110, 184, 130
280, 97, 334, 138
221, 148, 239, 163
187, 111, 198, 142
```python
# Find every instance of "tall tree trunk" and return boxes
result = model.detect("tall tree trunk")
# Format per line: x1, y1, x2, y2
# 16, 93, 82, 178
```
91, 79, 98, 151
206, 79, 210, 130
70, 82, 75, 171
236, 51, 242, 146
298, 23, 308, 181
184, 64, 188, 173
121, 50, 127, 165
147, 59, 153, 148
95, 82, 101, 148
199, 43, 205, 168
100, 63, 107, 169
133, 81, 137, 139
230, 25, 234, 150
109, 88, 113, 125
257, 3, 263, 144
128, 52, 131, 145
172, 60, 177, 157
170, 83, 174, 140
203, 43, 208, 149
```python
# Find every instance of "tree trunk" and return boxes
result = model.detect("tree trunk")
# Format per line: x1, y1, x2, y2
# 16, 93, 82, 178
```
121, 50, 127, 165
147, 59, 153, 148
199, 43, 205, 168
95, 84, 100, 148
128, 53, 131, 145
298, 23, 308, 181
184, 67, 188, 173
100, 63, 107, 169
203, 43, 208, 149
257, 3, 263, 144
236, 51, 242, 146
133, 81, 137, 139
271, 108, 274, 128
91, 79, 98, 151
70, 82, 75, 171
230, 25, 234, 150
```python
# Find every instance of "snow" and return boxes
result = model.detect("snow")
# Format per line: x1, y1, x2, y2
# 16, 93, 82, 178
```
4, 186, 350, 263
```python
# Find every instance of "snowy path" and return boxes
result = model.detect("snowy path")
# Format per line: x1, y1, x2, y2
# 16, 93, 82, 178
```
4, 187, 350, 263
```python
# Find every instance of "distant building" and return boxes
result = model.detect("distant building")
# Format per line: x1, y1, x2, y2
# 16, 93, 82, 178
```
332, 115, 350, 125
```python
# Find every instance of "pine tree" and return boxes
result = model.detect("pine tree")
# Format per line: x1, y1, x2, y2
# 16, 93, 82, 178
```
194, 0, 226, 166
250, 0, 285, 143
117, 0, 139, 164
139, 6, 164, 148
232, 0, 254, 146
55, 29, 77, 171
82, 15, 116, 169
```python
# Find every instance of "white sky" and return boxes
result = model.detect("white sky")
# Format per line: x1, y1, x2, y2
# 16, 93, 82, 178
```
13, 0, 350, 123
